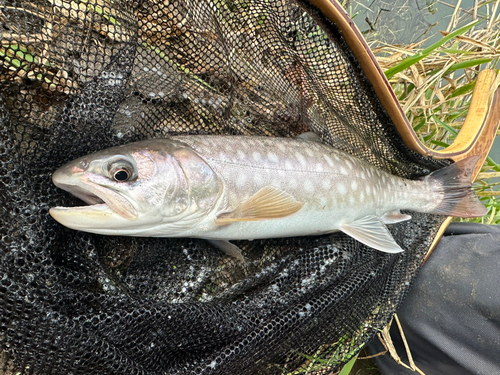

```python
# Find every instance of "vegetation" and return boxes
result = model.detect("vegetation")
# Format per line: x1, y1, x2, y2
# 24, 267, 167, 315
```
369, 0, 500, 225
336, 1, 500, 374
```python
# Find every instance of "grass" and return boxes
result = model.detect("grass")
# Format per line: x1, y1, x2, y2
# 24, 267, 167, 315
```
370, 0, 500, 225
324, 0, 500, 373
334, 1, 500, 374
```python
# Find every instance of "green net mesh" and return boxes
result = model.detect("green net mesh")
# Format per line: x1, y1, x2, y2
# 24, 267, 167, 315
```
0, 0, 448, 373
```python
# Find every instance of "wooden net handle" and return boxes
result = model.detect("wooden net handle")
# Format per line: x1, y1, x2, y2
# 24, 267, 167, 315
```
307, 0, 500, 260
308, 0, 499, 162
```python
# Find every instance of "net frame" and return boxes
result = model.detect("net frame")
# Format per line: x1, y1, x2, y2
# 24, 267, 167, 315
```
0, 0, 498, 374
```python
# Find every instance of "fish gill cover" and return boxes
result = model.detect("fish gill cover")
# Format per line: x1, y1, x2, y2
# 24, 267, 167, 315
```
0, 0, 448, 374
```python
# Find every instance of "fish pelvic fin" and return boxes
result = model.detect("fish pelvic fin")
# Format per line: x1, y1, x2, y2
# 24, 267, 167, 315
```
425, 156, 487, 218
206, 239, 246, 263
215, 186, 304, 225
341, 215, 404, 253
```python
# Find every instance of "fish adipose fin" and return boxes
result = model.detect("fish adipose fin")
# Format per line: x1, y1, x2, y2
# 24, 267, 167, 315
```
206, 239, 246, 262
341, 215, 404, 253
426, 156, 487, 218
215, 186, 304, 225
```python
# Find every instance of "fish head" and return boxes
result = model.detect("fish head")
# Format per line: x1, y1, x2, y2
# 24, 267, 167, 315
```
49, 139, 221, 236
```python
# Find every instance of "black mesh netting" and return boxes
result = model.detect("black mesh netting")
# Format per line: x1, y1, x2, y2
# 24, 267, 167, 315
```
0, 0, 450, 374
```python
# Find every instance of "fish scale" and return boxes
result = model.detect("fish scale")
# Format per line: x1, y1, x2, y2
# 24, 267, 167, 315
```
176, 136, 422, 216
49, 135, 487, 261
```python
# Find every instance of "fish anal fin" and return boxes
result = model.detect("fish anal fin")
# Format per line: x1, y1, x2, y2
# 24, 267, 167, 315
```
341, 215, 404, 253
380, 210, 412, 224
206, 239, 246, 263
215, 186, 304, 225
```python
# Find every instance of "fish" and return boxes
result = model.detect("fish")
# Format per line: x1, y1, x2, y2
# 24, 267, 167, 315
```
49, 135, 487, 261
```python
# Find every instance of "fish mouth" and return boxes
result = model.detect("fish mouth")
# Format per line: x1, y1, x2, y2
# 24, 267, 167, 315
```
57, 183, 107, 206
50, 179, 138, 228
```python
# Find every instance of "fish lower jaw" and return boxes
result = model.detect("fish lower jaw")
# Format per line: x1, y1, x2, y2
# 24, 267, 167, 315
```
49, 206, 166, 236
49, 203, 139, 232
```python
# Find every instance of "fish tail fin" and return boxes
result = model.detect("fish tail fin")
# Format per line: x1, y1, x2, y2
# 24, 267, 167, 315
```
425, 156, 487, 218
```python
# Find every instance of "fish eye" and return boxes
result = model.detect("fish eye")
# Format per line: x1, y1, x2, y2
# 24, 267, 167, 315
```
108, 159, 136, 182
113, 169, 130, 181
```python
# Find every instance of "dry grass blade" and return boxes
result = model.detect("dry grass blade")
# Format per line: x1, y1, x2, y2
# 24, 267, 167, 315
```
370, 0, 500, 224
378, 315, 426, 374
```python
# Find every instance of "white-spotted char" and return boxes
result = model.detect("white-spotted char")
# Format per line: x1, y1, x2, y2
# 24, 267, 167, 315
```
49, 135, 487, 261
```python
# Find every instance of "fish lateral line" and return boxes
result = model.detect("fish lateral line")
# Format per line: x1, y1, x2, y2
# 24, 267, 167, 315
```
48, 136, 487, 260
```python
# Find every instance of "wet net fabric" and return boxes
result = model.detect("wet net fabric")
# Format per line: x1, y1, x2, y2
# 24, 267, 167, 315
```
0, 0, 448, 374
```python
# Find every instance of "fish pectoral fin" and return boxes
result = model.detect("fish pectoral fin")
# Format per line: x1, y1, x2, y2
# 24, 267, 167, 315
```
340, 215, 404, 253
206, 239, 246, 263
214, 186, 304, 225
380, 210, 412, 224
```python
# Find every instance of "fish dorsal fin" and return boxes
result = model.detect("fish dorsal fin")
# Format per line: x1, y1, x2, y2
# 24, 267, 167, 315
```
297, 131, 321, 142
341, 215, 404, 253
380, 210, 412, 224
215, 186, 304, 225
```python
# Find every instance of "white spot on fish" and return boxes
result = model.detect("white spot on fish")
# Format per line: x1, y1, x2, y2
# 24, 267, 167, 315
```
321, 179, 331, 190
267, 152, 279, 164
345, 160, 353, 169
237, 173, 248, 188
315, 163, 324, 172
304, 179, 315, 193
340, 167, 348, 175
253, 151, 262, 162
285, 160, 294, 170
277, 143, 287, 152
323, 154, 335, 167
289, 178, 298, 190
254, 173, 263, 185
349, 196, 355, 205
337, 183, 347, 195
351, 181, 358, 191
360, 191, 365, 202
237, 149, 246, 160
296, 153, 307, 166
366, 186, 371, 195
319, 197, 328, 208
360, 170, 366, 179
305, 148, 314, 157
